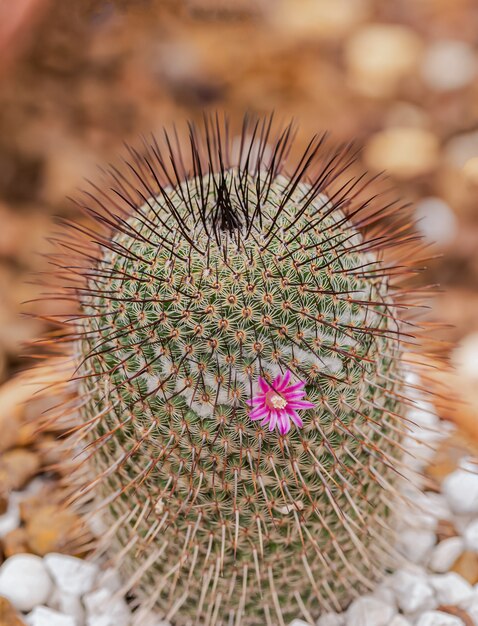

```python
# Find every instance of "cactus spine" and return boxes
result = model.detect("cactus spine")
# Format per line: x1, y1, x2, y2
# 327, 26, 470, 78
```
52, 116, 422, 626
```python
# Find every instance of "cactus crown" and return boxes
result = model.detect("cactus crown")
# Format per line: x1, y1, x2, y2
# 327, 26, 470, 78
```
48, 115, 425, 626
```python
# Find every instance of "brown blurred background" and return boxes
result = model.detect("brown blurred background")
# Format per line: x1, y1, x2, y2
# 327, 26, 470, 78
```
0, 0, 478, 431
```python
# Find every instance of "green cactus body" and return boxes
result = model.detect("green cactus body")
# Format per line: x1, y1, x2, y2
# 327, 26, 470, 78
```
63, 119, 411, 626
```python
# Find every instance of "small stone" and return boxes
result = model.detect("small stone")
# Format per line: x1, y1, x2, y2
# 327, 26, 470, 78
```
345, 596, 395, 626
414, 198, 457, 247
0, 503, 20, 539
316, 612, 344, 626
391, 569, 436, 614
429, 537, 465, 573
372, 583, 396, 607
463, 519, 478, 552
397, 528, 436, 563
44, 553, 98, 596
25, 506, 80, 556
273, 0, 370, 41
445, 130, 478, 171
47, 589, 84, 624
463, 157, 478, 185
443, 468, 478, 514
0, 495, 7, 517
451, 551, 478, 585
462, 596, 478, 623
83, 588, 130, 626
345, 24, 422, 97
0, 554, 53, 612
364, 128, 439, 179
421, 40, 476, 92
430, 573, 473, 605
2, 528, 29, 558
0, 381, 23, 453
436, 519, 459, 542
415, 611, 465, 626
0, 596, 27, 625
25, 606, 76, 626
289, 621, 311, 626
0, 450, 40, 491
389, 617, 412, 626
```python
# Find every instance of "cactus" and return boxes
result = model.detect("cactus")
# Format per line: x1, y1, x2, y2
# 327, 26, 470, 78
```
51, 116, 424, 626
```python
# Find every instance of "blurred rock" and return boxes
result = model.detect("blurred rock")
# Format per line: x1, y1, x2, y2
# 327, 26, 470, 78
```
430, 572, 473, 605
272, 0, 370, 41
451, 551, 478, 584
0, 596, 27, 626
2, 528, 29, 558
0, 450, 40, 492
25, 606, 76, 626
429, 537, 464, 573
445, 131, 478, 169
345, 596, 396, 626
392, 569, 436, 614
364, 128, 439, 179
414, 197, 457, 246
24, 506, 80, 556
453, 333, 478, 382
44, 553, 98, 596
421, 39, 476, 92
415, 611, 465, 626
345, 24, 422, 97
0, 555, 52, 612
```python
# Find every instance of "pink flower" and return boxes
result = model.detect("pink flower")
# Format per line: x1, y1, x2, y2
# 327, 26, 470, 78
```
247, 370, 314, 435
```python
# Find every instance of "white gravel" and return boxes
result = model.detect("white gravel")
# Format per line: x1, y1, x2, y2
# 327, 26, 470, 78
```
0, 554, 53, 612
428, 537, 465, 573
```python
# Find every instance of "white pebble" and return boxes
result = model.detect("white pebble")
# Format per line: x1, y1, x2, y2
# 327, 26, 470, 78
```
289, 621, 311, 626
317, 612, 344, 626
428, 537, 464, 573
443, 468, 478, 514
48, 588, 84, 623
391, 569, 436, 614
397, 528, 436, 563
86, 618, 117, 626
453, 332, 478, 381
415, 610, 465, 626
0, 554, 53, 612
389, 616, 412, 626
463, 518, 478, 552
345, 596, 396, 626
84, 588, 131, 626
421, 40, 476, 92
44, 553, 98, 596
430, 573, 473, 604
0, 501, 20, 537
25, 606, 77, 626
462, 595, 478, 623
372, 583, 396, 607
414, 198, 457, 246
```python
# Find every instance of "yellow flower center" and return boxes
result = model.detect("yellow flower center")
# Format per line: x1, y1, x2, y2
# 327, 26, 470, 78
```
268, 393, 287, 409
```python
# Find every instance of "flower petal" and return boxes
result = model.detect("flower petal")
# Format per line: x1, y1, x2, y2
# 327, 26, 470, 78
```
289, 411, 303, 428
277, 370, 291, 390
287, 400, 314, 409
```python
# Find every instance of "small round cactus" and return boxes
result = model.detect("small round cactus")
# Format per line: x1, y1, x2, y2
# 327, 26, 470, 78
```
49, 116, 426, 625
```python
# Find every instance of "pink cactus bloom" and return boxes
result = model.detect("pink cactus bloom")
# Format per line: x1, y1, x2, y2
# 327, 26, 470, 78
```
247, 370, 314, 435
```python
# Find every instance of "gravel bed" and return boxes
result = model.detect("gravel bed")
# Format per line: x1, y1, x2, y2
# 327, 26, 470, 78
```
0, 397, 477, 626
